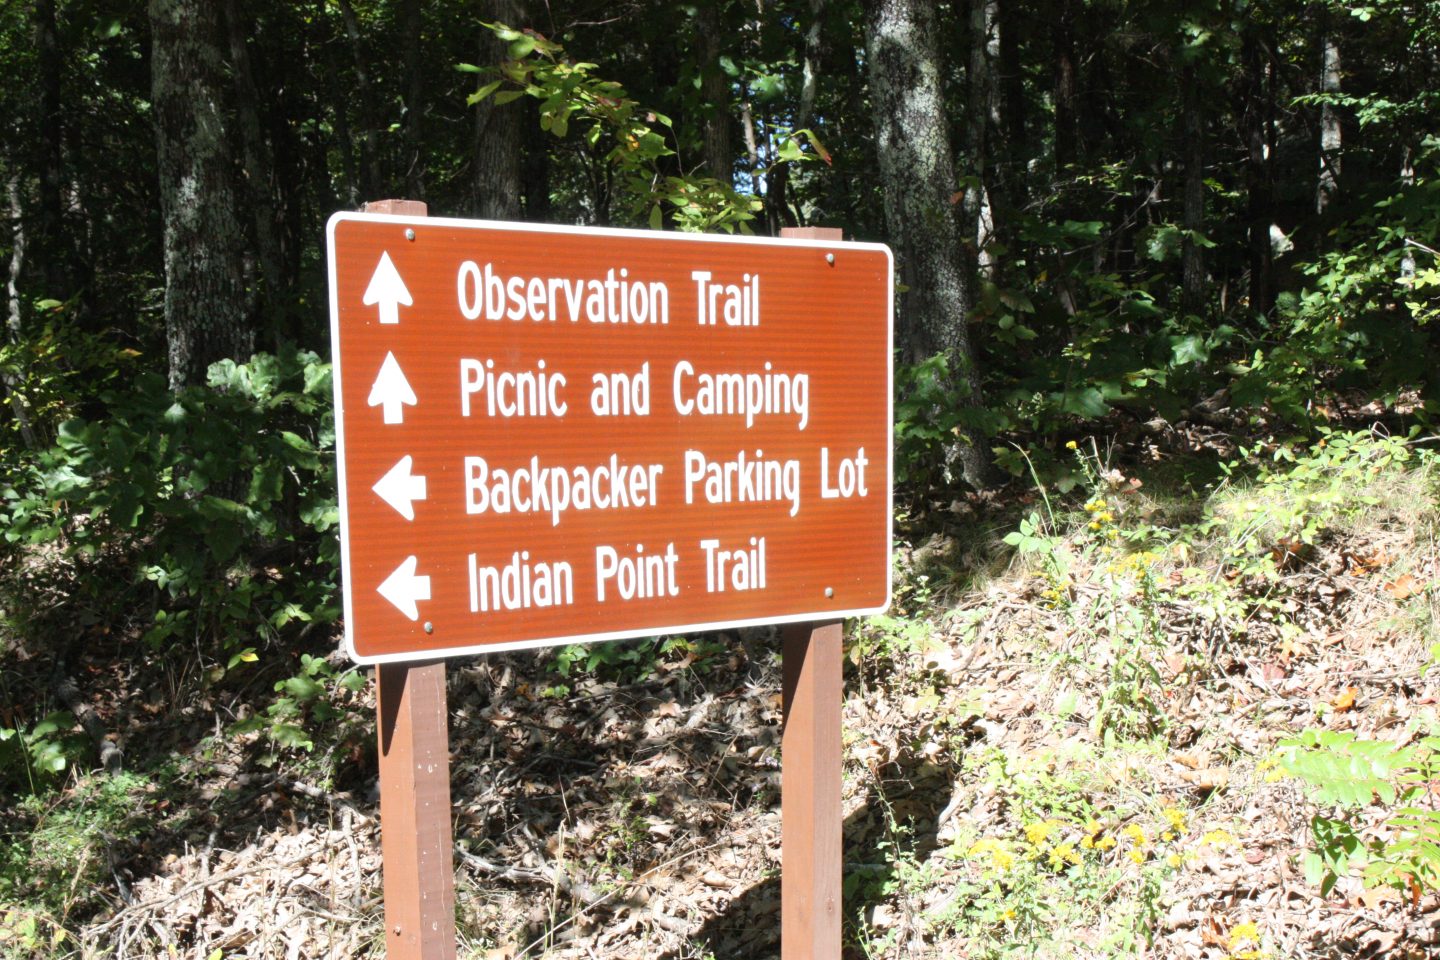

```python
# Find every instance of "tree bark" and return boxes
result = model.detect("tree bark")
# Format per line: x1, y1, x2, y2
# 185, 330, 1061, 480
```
965, 0, 999, 278
473, 1, 526, 221
336, 0, 382, 202
402, 0, 425, 199
996, 0, 1025, 195
5, 175, 38, 449
1180, 59, 1206, 315
763, 0, 823, 231
696, 4, 733, 181
1316, 10, 1342, 213
34, 0, 68, 300
865, 0, 994, 489
149, 0, 254, 389
223, 0, 282, 341
1243, 27, 1274, 316
1051, 0, 1079, 177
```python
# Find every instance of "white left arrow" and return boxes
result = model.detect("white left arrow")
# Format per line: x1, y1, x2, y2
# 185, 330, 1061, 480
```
367, 352, 417, 424
373, 455, 427, 520
377, 555, 431, 621
363, 251, 412, 325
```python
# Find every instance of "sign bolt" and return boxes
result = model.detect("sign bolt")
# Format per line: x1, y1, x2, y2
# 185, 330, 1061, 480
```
405, 228, 416, 241
424, 621, 434, 634
825, 586, 834, 598
825, 252, 835, 265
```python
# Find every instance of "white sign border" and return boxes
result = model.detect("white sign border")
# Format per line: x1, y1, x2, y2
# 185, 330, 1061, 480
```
326, 211, 895, 665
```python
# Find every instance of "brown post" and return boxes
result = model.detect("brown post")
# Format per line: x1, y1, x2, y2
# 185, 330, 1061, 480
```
365, 198, 457, 960
781, 619, 844, 959
779, 225, 846, 959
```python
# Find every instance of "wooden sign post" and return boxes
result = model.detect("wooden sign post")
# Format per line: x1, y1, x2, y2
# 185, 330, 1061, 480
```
777, 225, 844, 960
328, 211, 888, 958
363, 199, 457, 960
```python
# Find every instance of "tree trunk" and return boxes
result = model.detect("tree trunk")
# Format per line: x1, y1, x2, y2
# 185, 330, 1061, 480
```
865, 0, 994, 489
1180, 60, 1206, 315
1243, 27, 1274, 316
996, 0, 1025, 197
402, 0, 425, 198
473, 1, 526, 221
34, 0, 68, 300
336, 0, 382, 201
521, 110, 551, 222
1316, 10, 1342, 213
5, 175, 38, 449
696, 5, 733, 181
149, 0, 254, 389
1051, 0, 1078, 177
223, 0, 283, 342
764, 0, 823, 231
965, 0, 999, 278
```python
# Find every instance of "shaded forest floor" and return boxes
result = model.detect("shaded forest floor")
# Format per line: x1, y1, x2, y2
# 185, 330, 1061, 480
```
6, 423, 1440, 958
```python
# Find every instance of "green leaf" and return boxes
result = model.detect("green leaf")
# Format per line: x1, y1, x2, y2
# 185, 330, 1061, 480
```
270, 724, 313, 751
281, 675, 325, 701
466, 80, 504, 105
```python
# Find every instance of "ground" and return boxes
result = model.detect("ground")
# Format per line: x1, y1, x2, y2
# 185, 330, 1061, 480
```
5, 427, 1440, 959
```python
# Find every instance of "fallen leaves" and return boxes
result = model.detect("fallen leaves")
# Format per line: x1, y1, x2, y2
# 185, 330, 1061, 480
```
1332, 686, 1359, 712
1384, 573, 1426, 600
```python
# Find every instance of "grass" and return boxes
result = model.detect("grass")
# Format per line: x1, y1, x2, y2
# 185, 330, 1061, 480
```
3, 427, 1437, 958
843, 428, 1440, 958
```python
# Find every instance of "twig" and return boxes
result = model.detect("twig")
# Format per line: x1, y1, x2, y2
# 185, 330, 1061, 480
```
87, 848, 317, 936
511, 833, 739, 958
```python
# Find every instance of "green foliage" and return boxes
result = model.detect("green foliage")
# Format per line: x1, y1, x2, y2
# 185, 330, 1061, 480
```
550, 633, 728, 683
0, 711, 88, 797
468, 23, 804, 234
1, 349, 339, 667
1279, 729, 1440, 896
1238, 141, 1440, 418
232, 652, 367, 757
0, 772, 148, 922
851, 744, 1193, 957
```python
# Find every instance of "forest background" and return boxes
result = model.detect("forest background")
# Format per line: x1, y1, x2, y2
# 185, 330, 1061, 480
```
2, 0, 1440, 957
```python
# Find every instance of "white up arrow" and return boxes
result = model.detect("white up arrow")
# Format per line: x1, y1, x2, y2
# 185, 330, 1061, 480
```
377, 555, 431, 621
363, 251, 412, 325
367, 351, 417, 424
373, 455, 427, 520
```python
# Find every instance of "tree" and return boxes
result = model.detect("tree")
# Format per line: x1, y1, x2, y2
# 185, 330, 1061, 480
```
473, 0, 528, 220
149, 0, 254, 388
865, 0, 994, 488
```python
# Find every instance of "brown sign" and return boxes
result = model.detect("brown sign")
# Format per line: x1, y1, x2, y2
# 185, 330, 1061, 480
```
327, 213, 893, 663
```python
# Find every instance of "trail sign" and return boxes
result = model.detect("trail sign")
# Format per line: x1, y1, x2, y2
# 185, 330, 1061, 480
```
327, 212, 893, 663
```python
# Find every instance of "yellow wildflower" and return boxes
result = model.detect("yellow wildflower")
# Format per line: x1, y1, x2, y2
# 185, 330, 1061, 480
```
1047, 842, 1081, 869
1163, 807, 1187, 833
1166, 853, 1184, 868
967, 837, 1016, 872
1228, 920, 1260, 951
1127, 849, 1146, 864
1024, 820, 1059, 846
1122, 824, 1146, 846
1201, 829, 1236, 847
1066, 440, 1078, 450
1095, 836, 1117, 851
1162, 831, 1175, 842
